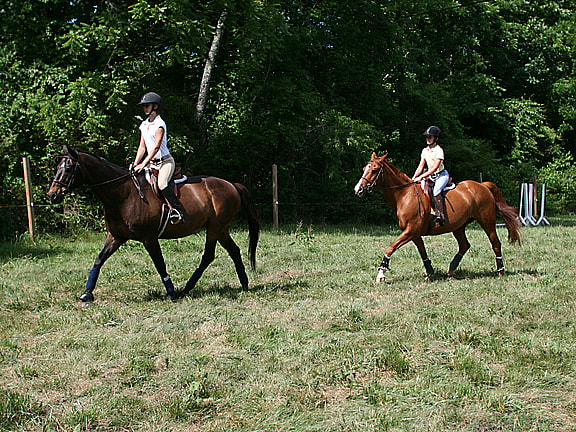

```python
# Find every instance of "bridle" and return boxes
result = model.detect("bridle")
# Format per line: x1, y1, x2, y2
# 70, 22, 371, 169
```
50, 157, 81, 194
51, 155, 131, 194
360, 160, 417, 193
359, 163, 384, 193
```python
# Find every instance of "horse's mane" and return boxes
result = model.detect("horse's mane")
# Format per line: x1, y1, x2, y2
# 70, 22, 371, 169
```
383, 158, 412, 183
77, 148, 127, 172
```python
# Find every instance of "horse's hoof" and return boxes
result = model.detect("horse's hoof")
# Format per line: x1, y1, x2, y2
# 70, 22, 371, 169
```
165, 293, 177, 302
79, 292, 94, 302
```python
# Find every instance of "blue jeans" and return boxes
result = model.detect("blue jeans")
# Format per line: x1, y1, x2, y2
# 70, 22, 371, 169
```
431, 170, 449, 196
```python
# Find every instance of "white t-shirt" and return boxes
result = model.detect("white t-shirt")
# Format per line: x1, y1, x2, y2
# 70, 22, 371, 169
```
139, 115, 170, 159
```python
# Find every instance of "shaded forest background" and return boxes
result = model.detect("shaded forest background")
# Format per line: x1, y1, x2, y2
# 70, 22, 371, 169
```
2, 0, 576, 238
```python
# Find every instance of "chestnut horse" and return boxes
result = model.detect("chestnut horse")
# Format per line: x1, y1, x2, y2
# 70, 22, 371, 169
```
48, 146, 260, 302
354, 152, 520, 281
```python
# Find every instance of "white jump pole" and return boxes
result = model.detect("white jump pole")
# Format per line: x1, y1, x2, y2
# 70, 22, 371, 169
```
535, 184, 550, 226
526, 183, 538, 225
518, 183, 526, 225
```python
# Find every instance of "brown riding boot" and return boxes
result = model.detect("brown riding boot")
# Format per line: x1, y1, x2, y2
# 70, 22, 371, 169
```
434, 195, 445, 226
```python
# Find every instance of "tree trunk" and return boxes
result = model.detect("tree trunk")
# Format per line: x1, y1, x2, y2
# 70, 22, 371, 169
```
196, 10, 227, 148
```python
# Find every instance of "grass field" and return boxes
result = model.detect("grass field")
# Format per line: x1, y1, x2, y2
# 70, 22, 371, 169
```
1, 217, 576, 431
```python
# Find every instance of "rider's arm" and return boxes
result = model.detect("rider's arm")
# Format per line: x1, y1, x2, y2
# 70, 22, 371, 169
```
412, 158, 426, 181
134, 127, 165, 172
415, 159, 442, 182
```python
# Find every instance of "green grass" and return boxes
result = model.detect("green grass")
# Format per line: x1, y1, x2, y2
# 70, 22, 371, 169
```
1, 217, 576, 431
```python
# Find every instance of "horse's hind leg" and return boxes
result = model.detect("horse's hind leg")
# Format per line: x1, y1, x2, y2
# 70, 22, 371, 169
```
182, 235, 217, 296
218, 232, 249, 289
80, 232, 126, 302
449, 226, 471, 277
143, 239, 176, 301
412, 237, 435, 280
477, 218, 505, 275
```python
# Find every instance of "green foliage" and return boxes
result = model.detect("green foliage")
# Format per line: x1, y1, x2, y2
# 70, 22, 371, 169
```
539, 154, 576, 214
1, 0, 576, 237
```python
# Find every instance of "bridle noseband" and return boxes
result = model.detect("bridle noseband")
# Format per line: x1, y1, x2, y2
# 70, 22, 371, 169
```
51, 155, 132, 195
360, 160, 417, 193
51, 157, 81, 194
360, 163, 384, 193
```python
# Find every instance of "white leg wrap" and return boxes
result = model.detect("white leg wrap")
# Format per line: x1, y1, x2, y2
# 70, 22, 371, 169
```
376, 267, 387, 283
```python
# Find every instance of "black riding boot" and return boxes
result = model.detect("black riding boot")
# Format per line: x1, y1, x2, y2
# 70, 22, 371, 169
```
161, 187, 185, 224
434, 195, 445, 226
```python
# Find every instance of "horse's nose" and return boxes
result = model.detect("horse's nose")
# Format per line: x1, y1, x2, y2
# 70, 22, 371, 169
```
354, 185, 365, 197
48, 191, 63, 204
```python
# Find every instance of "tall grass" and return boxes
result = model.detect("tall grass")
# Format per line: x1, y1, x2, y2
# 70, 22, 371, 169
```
1, 217, 576, 431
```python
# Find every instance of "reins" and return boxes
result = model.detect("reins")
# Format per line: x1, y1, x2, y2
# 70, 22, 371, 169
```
89, 173, 131, 188
363, 161, 427, 218
54, 155, 137, 194
362, 164, 417, 192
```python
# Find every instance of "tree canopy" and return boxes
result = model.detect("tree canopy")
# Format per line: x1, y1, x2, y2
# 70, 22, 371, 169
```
2, 0, 575, 237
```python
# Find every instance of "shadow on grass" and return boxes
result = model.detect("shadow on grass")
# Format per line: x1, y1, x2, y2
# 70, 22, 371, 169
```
432, 268, 541, 281
142, 280, 309, 302
0, 242, 68, 264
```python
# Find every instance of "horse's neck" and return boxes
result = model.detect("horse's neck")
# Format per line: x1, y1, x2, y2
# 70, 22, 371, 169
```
79, 155, 130, 201
380, 163, 411, 188
378, 163, 413, 205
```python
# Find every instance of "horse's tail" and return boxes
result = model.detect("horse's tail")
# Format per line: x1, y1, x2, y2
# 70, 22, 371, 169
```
234, 183, 260, 270
484, 181, 521, 245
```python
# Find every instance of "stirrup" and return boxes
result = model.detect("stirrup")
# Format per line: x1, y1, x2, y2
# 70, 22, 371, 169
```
434, 214, 445, 226
169, 208, 184, 224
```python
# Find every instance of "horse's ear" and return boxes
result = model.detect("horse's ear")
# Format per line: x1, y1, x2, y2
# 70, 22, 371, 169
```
382, 151, 389, 158
371, 151, 377, 160
64, 145, 79, 160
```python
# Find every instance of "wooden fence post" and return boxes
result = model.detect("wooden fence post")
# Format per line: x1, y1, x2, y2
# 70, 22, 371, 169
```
23, 156, 36, 242
272, 164, 279, 231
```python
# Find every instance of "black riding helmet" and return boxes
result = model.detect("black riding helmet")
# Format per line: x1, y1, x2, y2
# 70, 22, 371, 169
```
422, 125, 442, 137
138, 92, 163, 109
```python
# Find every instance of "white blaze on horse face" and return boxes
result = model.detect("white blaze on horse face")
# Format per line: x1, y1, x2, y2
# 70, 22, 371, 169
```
354, 164, 372, 194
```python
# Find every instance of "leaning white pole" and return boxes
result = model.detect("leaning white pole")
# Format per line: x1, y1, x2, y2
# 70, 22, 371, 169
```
23, 156, 36, 242
536, 184, 550, 226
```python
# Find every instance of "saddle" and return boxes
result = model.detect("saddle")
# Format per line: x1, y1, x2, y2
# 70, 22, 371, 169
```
423, 178, 455, 211
145, 167, 188, 199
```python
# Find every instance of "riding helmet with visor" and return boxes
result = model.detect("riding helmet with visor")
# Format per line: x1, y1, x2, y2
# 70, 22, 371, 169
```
422, 125, 442, 137
138, 92, 163, 109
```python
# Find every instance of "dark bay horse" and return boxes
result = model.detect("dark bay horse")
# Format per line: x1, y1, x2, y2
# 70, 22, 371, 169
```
354, 152, 521, 282
48, 146, 260, 302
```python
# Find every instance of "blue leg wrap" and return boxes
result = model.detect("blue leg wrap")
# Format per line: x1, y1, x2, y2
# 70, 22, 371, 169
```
450, 253, 464, 271
423, 259, 435, 276
86, 267, 100, 291
162, 274, 175, 294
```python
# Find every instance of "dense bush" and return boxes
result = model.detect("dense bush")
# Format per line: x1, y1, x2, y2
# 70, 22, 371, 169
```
1, 0, 575, 238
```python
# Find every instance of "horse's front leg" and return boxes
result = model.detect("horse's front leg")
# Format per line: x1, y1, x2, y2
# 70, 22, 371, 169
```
412, 236, 434, 280
142, 239, 176, 301
376, 228, 416, 283
80, 232, 126, 302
